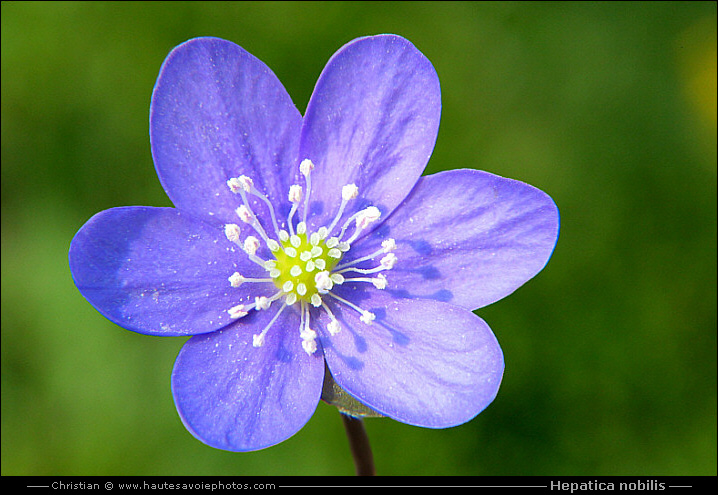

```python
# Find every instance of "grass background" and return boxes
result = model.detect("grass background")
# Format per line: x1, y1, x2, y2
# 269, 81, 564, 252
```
2, 1, 715, 476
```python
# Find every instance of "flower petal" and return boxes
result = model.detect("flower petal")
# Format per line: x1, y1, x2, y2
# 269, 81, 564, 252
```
299, 34, 441, 232
171, 308, 325, 451
151, 37, 302, 225
69, 206, 269, 336
354, 169, 559, 310
319, 289, 504, 428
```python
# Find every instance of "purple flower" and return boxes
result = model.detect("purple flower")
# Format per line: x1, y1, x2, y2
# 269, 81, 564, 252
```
69, 35, 559, 452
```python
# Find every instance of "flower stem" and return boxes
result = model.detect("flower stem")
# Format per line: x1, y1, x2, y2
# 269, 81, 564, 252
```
341, 413, 376, 476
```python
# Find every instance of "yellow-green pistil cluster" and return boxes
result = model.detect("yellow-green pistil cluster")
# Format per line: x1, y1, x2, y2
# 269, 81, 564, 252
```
269, 228, 346, 306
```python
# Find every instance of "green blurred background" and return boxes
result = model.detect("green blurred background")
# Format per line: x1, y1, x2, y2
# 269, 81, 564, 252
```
2, 1, 716, 476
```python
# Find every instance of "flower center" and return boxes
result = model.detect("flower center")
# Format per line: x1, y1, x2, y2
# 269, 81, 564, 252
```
270, 228, 343, 304
222, 159, 397, 354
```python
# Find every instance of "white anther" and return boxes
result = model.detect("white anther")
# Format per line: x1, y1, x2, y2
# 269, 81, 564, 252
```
266, 239, 280, 252
315, 271, 333, 293
243, 236, 260, 255
284, 246, 297, 258
310, 246, 323, 258
228, 272, 244, 288
255, 296, 271, 310
236, 205, 253, 224
236, 175, 254, 192
228, 304, 248, 319
337, 241, 350, 252
269, 268, 281, 278
310, 294, 322, 307
263, 260, 276, 269
297, 283, 307, 296
327, 319, 341, 336
300, 250, 313, 262
309, 232, 320, 245
290, 265, 302, 277
328, 248, 342, 259
314, 259, 326, 270
302, 336, 317, 355
356, 206, 381, 230
285, 292, 297, 306
279, 230, 290, 242
342, 183, 359, 201
373, 273, 388, 289
326, 237, 339, 248
380, 253, 398, 270
300, 326, 316, 342
330, 273, 345, 285
224, 223, 241, 244
381, 238, 396, 253
300, 158, 315, 176
360, 311, 376, 324
226, 177, 243, 194
306, 260, 316, 272
252, 333, 265, 348
317, 227, 328, 239
297, 222, 307, 235
288, 184, 303, 203
282, 280, 294, 292
290, 235, 301, 248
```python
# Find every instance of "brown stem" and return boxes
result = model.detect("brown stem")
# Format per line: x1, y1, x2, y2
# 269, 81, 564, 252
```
341, 413, 376, 476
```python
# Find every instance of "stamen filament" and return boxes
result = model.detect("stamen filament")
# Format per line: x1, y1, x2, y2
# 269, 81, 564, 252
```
253, 302, 288, 348
326, 291, 375, 325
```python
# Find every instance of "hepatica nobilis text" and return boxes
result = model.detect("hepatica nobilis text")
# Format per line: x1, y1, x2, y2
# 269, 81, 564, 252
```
69, 35, 559, 452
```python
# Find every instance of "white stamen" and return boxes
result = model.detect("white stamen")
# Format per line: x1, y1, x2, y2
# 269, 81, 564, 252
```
237, 175, 254, 192
288, 184, 303, 203
228, 272, 244, 287
310, 293, 322, 307
228, 304, 248, 319
290, 265, 302, 277
300, 158, 315, 176
243, 236, 260, 256
330, 273, 345, 285
300, 250, 313, 262
300, 159, 314, 224
226, 177, 244, 194
306, 260, 316, 272
224, 223, 241, 244
342, 183, 359, 201
284, 246, 297, 258
328, 248, 342, 259
255, 296, 271, 310
315, 271, 333, 293
279, 230, 290, 242
327, 183, 359, 235
297, 222, 307, 235
297, 283, 307, 296
381, 238, 397, 253
360, 311, 376, 324
320, 301, 341, 336
381, 252, 398, 270
344, 206, 381, 244
327, 319, 341, 335
236, 205, 253, 224
373, 273, 387, 289
252, 302, 287, 347
327, 291, 376, 325
282, 280, 294, 292
290, 235, 301, 248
